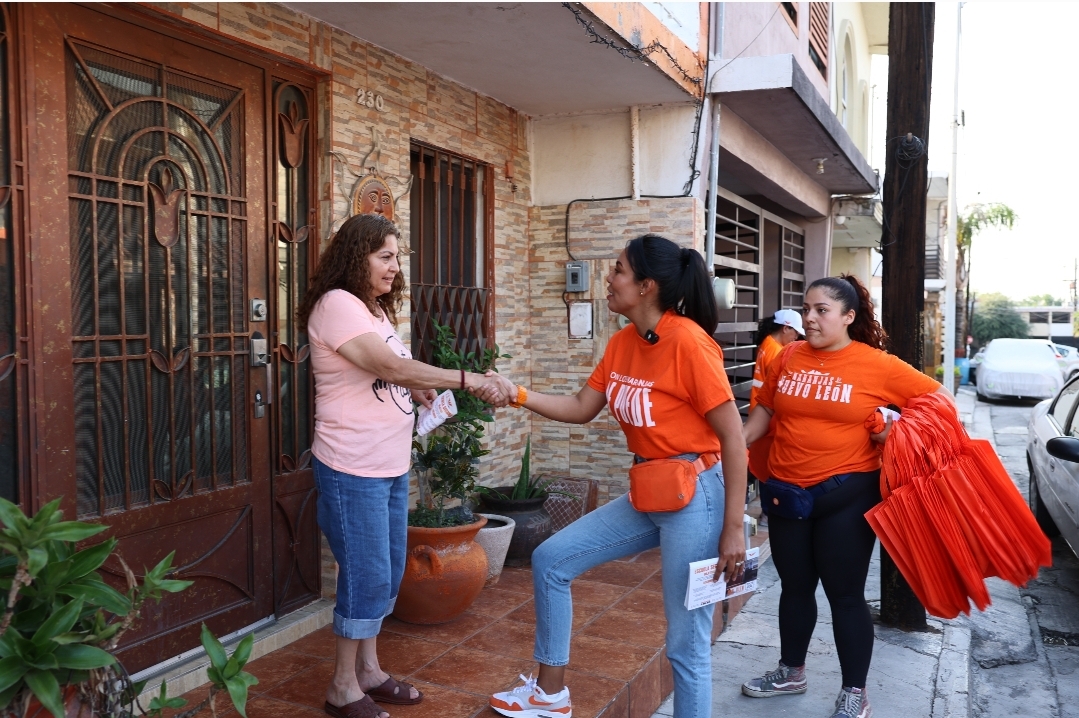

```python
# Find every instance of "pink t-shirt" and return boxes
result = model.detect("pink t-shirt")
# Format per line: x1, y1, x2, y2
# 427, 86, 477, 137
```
308, 289, 415, 477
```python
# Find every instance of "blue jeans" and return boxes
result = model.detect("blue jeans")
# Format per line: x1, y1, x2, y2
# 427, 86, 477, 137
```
313, 456, 409, 640
531, 465, 725, 718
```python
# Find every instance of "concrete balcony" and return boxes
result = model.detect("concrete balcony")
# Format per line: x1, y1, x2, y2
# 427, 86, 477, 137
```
287, 2, 702, 116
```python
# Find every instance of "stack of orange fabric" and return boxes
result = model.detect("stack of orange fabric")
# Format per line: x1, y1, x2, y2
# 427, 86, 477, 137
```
863, 392, 1052, 619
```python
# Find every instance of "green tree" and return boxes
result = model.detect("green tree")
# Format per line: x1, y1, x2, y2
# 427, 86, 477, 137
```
970, 292, 1028, 348
1021, 293, 1063, 307
958, 203, 1018, 342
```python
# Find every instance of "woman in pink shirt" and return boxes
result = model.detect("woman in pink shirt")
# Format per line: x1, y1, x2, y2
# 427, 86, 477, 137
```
297, 214, 507, 718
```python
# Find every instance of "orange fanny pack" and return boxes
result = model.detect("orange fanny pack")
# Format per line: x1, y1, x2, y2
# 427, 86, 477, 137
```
628, 452, 720, 512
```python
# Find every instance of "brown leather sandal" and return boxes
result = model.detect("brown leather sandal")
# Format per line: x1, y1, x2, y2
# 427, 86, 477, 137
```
323, 695, 387, 718
366, 675, 424, 705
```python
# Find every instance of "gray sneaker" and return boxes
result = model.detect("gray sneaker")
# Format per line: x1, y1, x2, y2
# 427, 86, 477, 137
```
831, 686, 872, 718
741, 662, 808, 698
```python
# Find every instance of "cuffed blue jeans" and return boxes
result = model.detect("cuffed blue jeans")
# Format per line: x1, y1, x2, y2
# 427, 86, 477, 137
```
313, 455, 409, 640
531, 465, 725, 718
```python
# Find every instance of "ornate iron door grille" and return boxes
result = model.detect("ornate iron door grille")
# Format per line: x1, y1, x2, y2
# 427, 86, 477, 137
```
66, 39, 250, 516
270, 79, 319, 614
0, 4, 27, 506
408, 142, 493, 364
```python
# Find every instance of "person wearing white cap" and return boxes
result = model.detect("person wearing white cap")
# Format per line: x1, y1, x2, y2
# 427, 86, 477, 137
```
750, 309, 805, 410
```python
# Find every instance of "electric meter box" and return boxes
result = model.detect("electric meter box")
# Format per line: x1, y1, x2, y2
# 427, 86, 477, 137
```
565, 261, 589, 292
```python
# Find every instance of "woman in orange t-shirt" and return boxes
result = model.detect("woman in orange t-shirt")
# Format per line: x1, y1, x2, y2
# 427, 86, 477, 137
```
750, 309, 805, 410
486, 235, 748, 718
739, 275, 947, 718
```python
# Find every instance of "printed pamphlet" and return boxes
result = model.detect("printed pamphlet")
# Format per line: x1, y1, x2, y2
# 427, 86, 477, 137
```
416, 391, 458, 436
684, 547, 760, 610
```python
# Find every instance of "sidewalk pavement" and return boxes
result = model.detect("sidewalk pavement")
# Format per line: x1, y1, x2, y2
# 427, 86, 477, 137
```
652, 386, 979, 718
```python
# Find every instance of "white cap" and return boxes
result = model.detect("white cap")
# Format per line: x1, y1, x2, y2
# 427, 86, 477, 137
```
774, 309, 805, 336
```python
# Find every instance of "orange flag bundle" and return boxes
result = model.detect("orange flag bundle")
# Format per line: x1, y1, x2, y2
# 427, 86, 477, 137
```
863, 392, 1052, 619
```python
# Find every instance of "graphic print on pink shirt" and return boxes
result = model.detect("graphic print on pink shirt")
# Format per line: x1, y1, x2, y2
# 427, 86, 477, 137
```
374, 333, 413, 414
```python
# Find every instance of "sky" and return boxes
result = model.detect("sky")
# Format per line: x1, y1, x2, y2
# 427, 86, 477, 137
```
872, 2, 1079, 305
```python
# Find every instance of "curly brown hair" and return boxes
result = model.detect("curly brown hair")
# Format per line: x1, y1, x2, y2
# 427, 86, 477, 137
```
298, 214, 405, 331
807, 274, 889, 351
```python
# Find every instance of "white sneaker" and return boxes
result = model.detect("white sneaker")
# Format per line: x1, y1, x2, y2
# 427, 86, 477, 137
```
831, 686, 872, 718
490, 674, 572, 718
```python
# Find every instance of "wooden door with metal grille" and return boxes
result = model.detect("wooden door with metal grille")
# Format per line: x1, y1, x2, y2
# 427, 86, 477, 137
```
269, 79, 320, 618
27, 5, 275, 673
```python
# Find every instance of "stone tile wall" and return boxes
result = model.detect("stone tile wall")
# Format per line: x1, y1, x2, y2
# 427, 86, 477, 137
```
528, 198, 705, 503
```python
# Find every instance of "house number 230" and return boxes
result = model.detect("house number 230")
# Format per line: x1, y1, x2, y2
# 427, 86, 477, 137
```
357, 88, 385, 112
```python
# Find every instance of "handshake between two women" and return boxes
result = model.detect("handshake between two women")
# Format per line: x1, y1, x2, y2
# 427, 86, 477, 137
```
407, 369, 517, 411
461, 371, 518, 409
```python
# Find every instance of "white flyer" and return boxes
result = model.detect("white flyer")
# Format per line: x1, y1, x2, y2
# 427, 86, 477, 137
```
684, 547, 760, 610
415, 390, 458, 436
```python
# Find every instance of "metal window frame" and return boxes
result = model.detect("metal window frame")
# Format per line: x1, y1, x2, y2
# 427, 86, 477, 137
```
408, 140, 495, 365
711, 188, 805, 415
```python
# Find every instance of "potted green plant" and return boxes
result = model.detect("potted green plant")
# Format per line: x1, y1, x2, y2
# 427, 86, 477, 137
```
0, 498, 257, 718
478, 437, 565, 566
393, 322, 508, 624
935, 364, 962, 393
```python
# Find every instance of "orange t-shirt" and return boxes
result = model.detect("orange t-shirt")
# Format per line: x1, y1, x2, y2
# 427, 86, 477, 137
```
756, 340, 940, 487
587, 311, 735, 459
749, 334, 783, 410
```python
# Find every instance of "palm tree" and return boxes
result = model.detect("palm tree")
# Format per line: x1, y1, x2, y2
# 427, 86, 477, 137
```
956, 203, 1018, 346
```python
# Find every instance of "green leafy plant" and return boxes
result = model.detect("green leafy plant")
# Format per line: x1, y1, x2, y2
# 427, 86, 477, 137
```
480, 436, 574, 502
411, 321, 510, 528
143, 627, 258, 718
0, 497, 257, 718
934, 365, 961, 379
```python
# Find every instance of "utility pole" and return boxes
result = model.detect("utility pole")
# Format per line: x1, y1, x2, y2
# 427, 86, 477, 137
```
943, 3, 963, 396
879, 2, 936, 631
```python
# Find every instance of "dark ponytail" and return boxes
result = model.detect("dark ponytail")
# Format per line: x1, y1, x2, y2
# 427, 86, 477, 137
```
807, 274, 888, 350
755, 317, 781, 345
624, 234, 718, 338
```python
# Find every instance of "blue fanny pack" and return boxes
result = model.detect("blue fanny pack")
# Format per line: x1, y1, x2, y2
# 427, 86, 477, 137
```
759, 473, 855, 520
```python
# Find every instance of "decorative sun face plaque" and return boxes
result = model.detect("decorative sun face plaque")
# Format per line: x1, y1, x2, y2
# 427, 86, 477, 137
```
351, 174, 394, 221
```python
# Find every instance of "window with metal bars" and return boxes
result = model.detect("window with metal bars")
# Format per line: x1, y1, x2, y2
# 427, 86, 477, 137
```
408, 143, 493, 365
808, 2, 829, 77
710, 190, 806, 417
712, 192, 762, 417
780, 228, 806, 310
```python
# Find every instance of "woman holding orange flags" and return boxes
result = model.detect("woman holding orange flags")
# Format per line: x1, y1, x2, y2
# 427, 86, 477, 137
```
739, 275, 950, 718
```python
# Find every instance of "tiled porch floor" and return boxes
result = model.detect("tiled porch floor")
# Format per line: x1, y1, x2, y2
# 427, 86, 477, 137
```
173, 548, 673, 718
172, 502, 770, 718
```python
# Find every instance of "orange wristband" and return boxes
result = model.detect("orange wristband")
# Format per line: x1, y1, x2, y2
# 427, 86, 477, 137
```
510, 385, 528, 408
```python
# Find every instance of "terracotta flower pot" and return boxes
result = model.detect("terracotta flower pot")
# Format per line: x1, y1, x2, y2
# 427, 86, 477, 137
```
474, 513, 516, 586
479, 489, 552, 567
393, 516, 488, 625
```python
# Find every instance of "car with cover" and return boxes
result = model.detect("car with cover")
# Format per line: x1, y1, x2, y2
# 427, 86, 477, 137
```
975, 338, 1063, 401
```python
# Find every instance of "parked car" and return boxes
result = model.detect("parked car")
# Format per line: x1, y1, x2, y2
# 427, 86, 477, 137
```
969, 346, 987, 385
974, 338, 1063, 401
1027, 373, 1079, 558
1050, 343, 1079, 381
